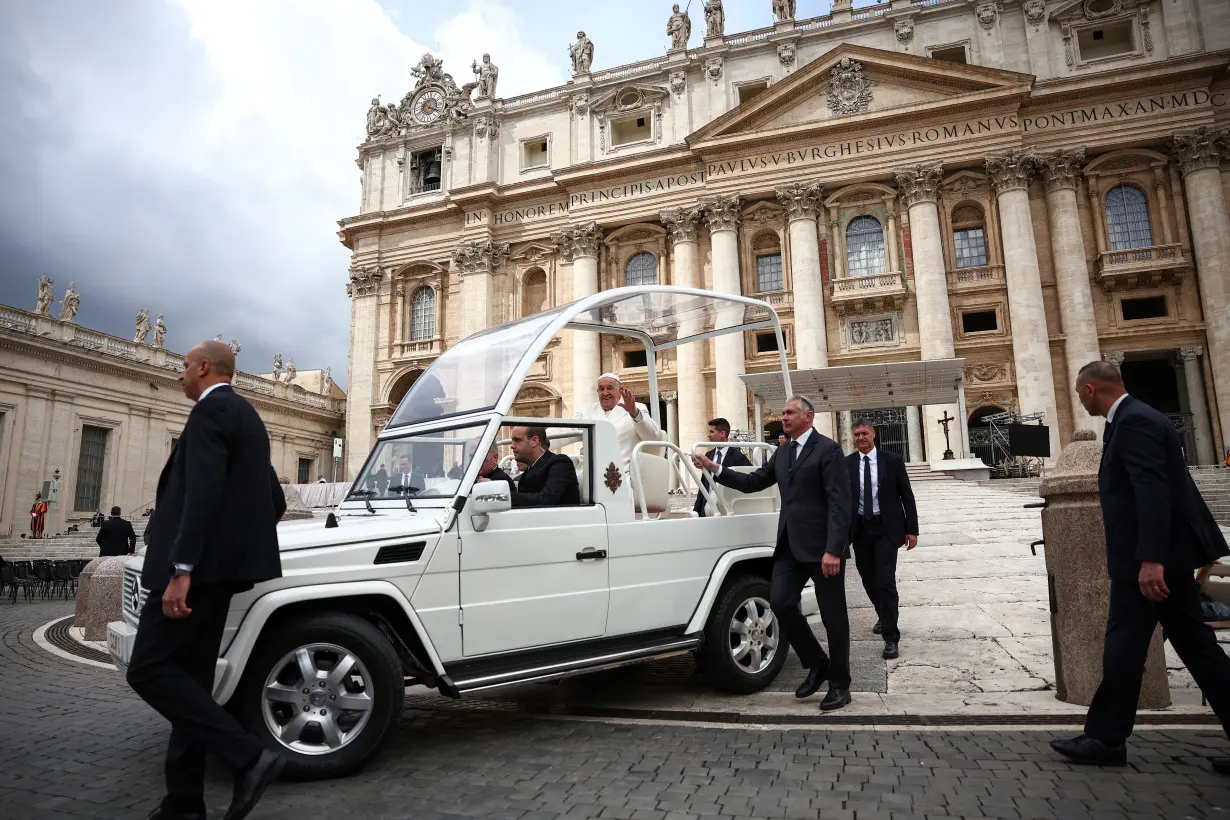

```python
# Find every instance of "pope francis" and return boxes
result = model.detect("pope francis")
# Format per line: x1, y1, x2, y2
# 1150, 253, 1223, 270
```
574, 373, 664, 470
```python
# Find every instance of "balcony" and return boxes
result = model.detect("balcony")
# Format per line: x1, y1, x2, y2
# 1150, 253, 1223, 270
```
1095, 243, 1187, 290
830, 271, 907, 316
395, 337, 442, 360
947, 265, 1005, 292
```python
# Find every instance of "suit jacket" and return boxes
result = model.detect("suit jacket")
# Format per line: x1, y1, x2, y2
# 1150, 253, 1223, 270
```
847, 448, 918, 548
485, 466, 513, 485
390, 470, 427, 495
510, 451, 580, 508
142, 384, 285, 592
1099, 395, 1228, 581
714, 429, 852, 562
694, 446, 751, 516
96, 516, 137, 557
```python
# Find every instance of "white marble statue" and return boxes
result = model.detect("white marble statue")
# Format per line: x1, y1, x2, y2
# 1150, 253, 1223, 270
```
285, 358, 297, 383
365, 97, 394, 139
133, 308, 152, 343
323, 366, 333, 395
214, 333, 223, 342
704, 0, 725, 37
569, 31, 594, 75
229, 339, 241, 356
35, 274, 54, 315
471, 54, 498, 99
667, 4, 691, 50
272, 353, 283, 381
58, 283, 80, 322
772, 0, 796, 22
153, 314, 167, 348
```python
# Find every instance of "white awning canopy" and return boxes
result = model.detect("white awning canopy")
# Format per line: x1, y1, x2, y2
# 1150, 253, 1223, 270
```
739, 358, 967, 413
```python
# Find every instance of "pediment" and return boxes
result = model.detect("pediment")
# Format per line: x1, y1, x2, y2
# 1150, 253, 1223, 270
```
591, 84, 670, 115
1048, 0, 1148, 24
688, 44, 1033, 149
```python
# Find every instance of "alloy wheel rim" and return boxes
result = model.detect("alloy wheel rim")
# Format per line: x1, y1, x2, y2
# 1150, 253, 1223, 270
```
261, 642, 375, 755
728, 596, 778, 674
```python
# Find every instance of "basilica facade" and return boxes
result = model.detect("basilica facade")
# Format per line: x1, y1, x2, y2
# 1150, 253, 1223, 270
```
340, 0, 1230, 477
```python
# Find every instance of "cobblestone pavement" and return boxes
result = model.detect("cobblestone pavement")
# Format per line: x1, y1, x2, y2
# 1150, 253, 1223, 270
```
4, 600, 1230, 820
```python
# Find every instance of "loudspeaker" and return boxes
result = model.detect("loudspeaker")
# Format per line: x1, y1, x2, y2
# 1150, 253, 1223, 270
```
1008, 424, 1051, 458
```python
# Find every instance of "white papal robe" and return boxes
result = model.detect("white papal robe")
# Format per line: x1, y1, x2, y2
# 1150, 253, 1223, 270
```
574, 402, 664, 471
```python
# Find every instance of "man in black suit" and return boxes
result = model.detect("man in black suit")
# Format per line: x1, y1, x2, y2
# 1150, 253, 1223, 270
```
1051, 361, 1230, 775
96, 506, 137, 557
693, 396, 854, 710
848, 424, 918, 660
693, 417, 751, 517
389, 454, 425, 498
478, 446, 514, 485
496, 426, 579, 508
126, 341, 287, 820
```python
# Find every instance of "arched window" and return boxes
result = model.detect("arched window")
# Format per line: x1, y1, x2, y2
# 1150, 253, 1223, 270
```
845, 215, 885, 278
625, 251, 657, 286
522, 268, 547, 317
951, 205, 988, 268
410, 287, 435, 340
1105, 185, 1153, 250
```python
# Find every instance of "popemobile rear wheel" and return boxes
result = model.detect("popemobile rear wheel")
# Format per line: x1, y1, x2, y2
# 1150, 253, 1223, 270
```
698, 574, 789, 694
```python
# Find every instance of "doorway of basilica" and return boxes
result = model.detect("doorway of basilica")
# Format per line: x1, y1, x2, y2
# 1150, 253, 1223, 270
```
1120, 355, 1196, 463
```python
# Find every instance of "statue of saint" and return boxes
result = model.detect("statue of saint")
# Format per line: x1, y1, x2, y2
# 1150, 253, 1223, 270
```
471, 54, 498, 99
667, 5, 692, 50
285, 358, 297, 383
58, 282, 80, 322
229, 338, 241, 357
704, 0, 725, 37
134, 308, 152, 343
153, 313, 167, 348
569, 31, 594, 75
35, 273, 54, 315
323, 366, 334, 395
272, 353, 283, 381
772, 0, 796, 22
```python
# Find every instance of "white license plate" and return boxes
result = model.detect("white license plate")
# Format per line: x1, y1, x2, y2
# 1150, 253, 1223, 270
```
106, 621, 136, 670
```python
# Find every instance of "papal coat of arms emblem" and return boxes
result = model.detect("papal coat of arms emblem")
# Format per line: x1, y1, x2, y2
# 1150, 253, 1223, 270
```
826, 58, 875, 117
603, 462, 622, 493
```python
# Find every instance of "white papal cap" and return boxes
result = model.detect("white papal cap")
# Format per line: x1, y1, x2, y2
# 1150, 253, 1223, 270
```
598, 372, 621, 383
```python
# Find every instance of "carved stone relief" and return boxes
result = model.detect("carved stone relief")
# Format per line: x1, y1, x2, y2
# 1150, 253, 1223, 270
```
705, 55, 724, 84
552, 223, 605, 261
348, 266, 384, 297
965, 361, 1010, 383
777, 42, 796, 69
1024, 0, 1046, 29
670, 70, 687, 98
826, 58, 874, 117
894, 18, 915, 50
975, 1, 1001, 32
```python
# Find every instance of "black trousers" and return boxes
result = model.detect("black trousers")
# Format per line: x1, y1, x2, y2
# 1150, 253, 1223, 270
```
1085, 567, 1230, 745
852, 516, 901, 643
770, 534, 851, 689
127, 584, 264, 811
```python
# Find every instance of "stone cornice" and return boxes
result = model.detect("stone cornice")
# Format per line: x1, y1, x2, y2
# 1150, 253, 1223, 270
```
451, 240, 510, 274
702, 195, 742, 233
1037, 149, 1085, 193
894, 163, 944, 208
659, 207, 703, 245
985, 149, 1039, 195
551, 223, 604, 261
1172, 127, 1228, 177
774, 181, 825, 221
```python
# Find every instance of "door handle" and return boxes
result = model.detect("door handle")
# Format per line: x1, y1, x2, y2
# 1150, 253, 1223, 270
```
576, 549, 607, 561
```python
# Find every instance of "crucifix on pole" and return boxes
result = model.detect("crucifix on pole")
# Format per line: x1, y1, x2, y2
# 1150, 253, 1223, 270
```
937, 410, 956, 460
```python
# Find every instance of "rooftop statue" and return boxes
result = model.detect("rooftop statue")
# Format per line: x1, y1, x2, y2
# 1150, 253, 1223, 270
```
667, 4, 691, 50
569, 31, 594, 75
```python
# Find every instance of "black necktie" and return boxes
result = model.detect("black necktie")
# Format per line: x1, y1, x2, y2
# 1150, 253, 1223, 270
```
787, 440, 798, 469
714, 449, 723, 467
863, 455, 874, 520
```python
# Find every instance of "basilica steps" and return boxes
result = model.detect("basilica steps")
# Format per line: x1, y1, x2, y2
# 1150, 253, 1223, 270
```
1190, 467, 1230, 527
0, 518, 150, 562
905, 464, 956, 483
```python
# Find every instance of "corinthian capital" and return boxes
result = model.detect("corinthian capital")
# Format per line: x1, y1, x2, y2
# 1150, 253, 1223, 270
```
1178, 346, 1204, 362
660, 207, 703, 245
1172, 127, 1228, 177
551, 222, 604, 262
1037, 149, 1085, 193
347, 266, 384, 297
452, 240, 510, 275
894, 163, 944, 207
985, 149, 1039, 195
774, 181, 825, 221
701, 195, 742, 233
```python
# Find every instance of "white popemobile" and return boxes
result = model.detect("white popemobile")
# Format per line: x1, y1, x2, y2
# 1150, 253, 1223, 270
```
108, 286, 808, 780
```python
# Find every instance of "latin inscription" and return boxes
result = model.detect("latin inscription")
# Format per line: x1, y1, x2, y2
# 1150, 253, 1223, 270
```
1022, 90, 1225, 132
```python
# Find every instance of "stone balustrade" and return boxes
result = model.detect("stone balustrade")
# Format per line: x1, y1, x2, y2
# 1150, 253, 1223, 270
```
1095, 243, 1187, 288
946, 264, 1005, 290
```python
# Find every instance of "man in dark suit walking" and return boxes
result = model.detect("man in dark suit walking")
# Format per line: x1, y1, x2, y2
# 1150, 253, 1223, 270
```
848, 424, 918, 660
96, 506, 137, 557
693, 396, 854, 710
495, 426, 579, 508
693, 417, 751, 517
1051, 361, 1230, 774
126, 340, 287, 820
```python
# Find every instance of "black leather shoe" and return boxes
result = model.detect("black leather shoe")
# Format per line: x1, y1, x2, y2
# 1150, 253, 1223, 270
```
820, 687, 851, 711
224, 749, 286, 820
795, 664, 827, 699
882, 642, 899, 659
1049, 734, 1127, 766
872, 619, 882, 635
1213, 757, 1230, 775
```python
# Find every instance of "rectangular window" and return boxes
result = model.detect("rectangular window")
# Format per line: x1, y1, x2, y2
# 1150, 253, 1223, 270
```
737, 82, 769, 105
298, 458, 313, 485
953, 228, 988, 268
610, 113, 652, 147
1121, 296, 1167, 321
409, 147, 442, 195
1076, 20, 1136, 62
756, 254, 784, 292
623, 350, 648, 369
755, 332, 780, 354
929, 45, 967, 64
75, 425, 109, 511
961, 311, 998, 334
522, 137, 550, 170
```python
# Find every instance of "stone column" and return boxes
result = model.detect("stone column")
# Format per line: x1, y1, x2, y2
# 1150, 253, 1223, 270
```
838, 411, 854, 453
344, 266, 384, 478
1174, 127, 1230, 447
452, 240, 511, 412
986, 150, 1061, 458
553, 223, 604, 413
663, 391, 679, 446
1038, 149, 1102, 436
661, 207, 708, 450
776, 180, 833, 437
703, 196, 749, 431
906, 405, 924, 462
1178, 346, 1216, 465
895, 162, 963, 461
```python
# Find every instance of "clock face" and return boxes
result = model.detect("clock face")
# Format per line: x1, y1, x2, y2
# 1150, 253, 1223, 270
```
412, 90, 445, 124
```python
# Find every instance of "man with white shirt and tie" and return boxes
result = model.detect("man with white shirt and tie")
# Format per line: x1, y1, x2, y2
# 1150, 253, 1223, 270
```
693, 418, 751, 517
847, 423, 918, 660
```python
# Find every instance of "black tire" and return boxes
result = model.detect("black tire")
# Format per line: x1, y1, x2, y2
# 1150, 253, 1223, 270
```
236, 611, 404, 780
698, 574, 789, 694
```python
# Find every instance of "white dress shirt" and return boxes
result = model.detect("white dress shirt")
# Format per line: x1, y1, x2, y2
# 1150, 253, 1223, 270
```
857, 447, 880, 516
197, 382, 228, 403
1105, 393, 1130, 423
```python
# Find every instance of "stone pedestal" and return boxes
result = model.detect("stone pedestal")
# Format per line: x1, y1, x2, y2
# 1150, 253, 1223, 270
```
73, 556, 109, 627
280, 482, 314, 521
1039, 429, 1170, 708
80, 556, 130, 641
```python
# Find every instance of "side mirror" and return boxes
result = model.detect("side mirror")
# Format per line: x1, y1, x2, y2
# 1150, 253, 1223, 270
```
470, 480, 511, 532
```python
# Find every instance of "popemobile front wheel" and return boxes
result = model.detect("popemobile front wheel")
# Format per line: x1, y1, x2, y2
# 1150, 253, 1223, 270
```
236, 612, 404, 780
698, 574, 789, 694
